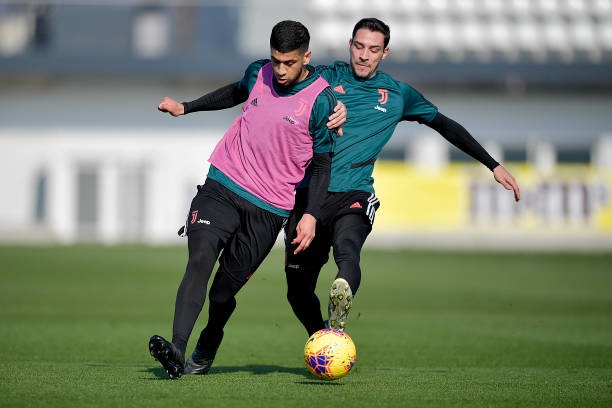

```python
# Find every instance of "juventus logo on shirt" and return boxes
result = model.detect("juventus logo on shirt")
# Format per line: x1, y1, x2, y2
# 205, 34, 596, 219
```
378, 89, 388, 105
294, 99, 307, 116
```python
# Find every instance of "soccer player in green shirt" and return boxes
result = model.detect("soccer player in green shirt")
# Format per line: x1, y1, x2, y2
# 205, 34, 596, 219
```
284, 18, 521, 335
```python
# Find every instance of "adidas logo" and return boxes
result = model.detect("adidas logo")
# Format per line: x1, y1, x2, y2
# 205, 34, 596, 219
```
333, 85, 346, 94
250, 98, 258, 106
350, 202, 362, 209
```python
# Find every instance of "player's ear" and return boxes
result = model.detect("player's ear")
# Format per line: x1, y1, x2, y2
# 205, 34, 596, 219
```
381, 46, 389, 60
303, 50, 312, 64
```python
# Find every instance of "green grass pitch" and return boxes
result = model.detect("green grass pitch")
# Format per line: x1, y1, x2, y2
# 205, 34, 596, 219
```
0, 245, 610, 407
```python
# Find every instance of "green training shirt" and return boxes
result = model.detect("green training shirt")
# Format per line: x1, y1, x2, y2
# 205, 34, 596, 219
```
315, 61, 438, 193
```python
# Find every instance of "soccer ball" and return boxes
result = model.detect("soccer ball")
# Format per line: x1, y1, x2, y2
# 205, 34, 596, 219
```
304, 328, 356, 380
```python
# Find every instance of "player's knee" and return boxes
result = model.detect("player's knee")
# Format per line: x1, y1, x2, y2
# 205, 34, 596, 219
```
186, 230, 218, 270
209, 286, 236, 309
286, 273, 317, 306
334, 237, 362, 264
187, 247, 207, 272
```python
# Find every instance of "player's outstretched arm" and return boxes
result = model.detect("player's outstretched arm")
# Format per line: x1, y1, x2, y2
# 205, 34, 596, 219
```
493, 165, 521, 202
426, 112, 520, 202
158, 82, 247, 117
158, 96, 185, 117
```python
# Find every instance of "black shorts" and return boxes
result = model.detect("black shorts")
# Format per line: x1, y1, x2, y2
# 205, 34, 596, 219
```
184, 178, 286, 282
284, 189, 380, 268
287, 189, 380, 233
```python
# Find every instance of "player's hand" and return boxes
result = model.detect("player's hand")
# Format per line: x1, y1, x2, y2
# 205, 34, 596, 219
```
493, 165, 521, 202
327, 101, 345, 136
157, 96, 185, 117
291, 213, 317, 254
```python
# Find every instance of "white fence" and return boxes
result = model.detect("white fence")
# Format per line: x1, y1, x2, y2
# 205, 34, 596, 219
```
0, 128, 217, 244
1, 127, 611, 249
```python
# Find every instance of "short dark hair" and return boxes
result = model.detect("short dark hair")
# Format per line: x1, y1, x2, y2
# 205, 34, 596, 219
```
352, 18, 390, 48
270, 20, 310, 53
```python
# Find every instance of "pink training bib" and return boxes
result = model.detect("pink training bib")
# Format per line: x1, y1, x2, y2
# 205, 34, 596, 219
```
209, 63, 329, 210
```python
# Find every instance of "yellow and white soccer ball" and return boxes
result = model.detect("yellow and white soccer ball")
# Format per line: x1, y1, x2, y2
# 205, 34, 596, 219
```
304, 328, 356, 380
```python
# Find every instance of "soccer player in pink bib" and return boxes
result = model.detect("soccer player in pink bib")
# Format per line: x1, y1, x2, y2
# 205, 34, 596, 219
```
149, 20, 345, 379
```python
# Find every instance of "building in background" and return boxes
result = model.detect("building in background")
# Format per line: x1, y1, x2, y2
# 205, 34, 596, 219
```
0, 0, 611, 249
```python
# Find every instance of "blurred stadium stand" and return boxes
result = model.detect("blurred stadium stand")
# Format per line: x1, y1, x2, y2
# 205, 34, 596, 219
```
305, 0, 612, 87
0, 0, 611, 247
0, 0, 611, 86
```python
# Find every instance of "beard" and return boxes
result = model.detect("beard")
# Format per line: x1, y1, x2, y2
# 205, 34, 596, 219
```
351, 60, 379, 80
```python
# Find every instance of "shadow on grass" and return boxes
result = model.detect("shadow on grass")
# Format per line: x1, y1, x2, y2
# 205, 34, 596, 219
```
211, 364, 309, 377
143, 364, 341, 384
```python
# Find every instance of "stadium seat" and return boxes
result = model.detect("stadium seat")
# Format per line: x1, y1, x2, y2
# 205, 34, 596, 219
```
482, 0, 506, 16
310, 0, 337, 16
454, 0, 479, 18
600, 22, 612, 52
395, 0, 421, 18
510, 0, 533, 18
536, 0, 562, 18
562, 0, 588, 19
368, 0, 395, 19
516, 17, 547, 61
593, 0, 612, 15
399, 20, 437, 61
543, 18, 574, 62
433, 17, 463, 61
486, 18, 519, 61
461, 18, 491, 61
571, 17, 601, 62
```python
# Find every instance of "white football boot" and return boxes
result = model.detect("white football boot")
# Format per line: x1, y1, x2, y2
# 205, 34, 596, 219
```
328, 278, 353, 331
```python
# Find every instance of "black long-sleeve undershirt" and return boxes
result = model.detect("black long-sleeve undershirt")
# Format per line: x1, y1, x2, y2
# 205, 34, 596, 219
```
182, 82, 246, 113
426, 112, 499, 171
304, 152, 332, 219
